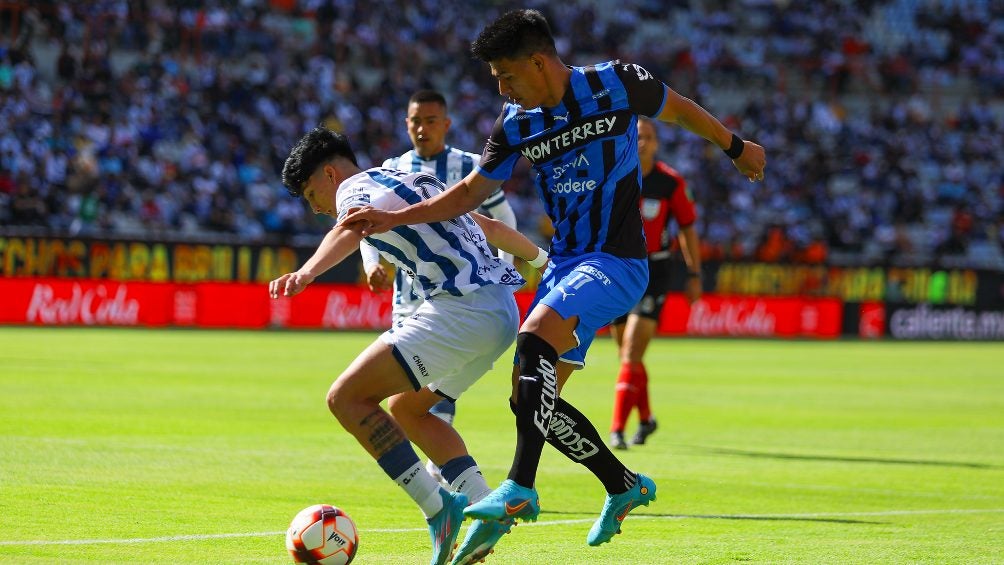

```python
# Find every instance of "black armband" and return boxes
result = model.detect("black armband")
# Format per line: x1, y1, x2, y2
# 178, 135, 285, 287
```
724, 133, 744, 159
687, 270, 702, 279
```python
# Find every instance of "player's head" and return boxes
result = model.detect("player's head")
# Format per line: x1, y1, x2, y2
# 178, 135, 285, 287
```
471, 9, 559, 109
406, 90, 451, 158
637, 116, 660, 166
282, 126, 359, 216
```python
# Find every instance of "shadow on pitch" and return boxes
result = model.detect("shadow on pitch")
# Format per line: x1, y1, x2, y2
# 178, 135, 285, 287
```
538, 510, 881, 525
689, 446, 999, 470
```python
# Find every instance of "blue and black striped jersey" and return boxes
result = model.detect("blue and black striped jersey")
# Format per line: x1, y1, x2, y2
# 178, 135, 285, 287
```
475, 61, 668, 259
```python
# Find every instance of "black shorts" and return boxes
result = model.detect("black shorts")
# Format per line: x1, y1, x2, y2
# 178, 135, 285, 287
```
611, 258, 671, 325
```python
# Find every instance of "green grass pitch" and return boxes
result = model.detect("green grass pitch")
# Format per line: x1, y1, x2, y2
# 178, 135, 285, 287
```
1, 327, 1002, 564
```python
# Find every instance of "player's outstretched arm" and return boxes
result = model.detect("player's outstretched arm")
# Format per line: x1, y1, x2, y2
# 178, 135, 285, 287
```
656, 87, 766, 182
339, 172, 501, 235
471, 212, 548, 271
268, 225, 363, 298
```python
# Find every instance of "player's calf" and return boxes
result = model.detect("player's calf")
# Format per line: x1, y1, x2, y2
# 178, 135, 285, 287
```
508, 332, 559, 487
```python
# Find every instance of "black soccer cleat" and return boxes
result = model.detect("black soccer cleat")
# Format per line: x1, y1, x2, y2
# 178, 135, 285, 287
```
630, 418, 658, 446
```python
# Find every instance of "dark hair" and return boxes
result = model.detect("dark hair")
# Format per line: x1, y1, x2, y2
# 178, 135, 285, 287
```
409, 89, 448, 110
281, 127, 358, 197
471, 9, 557, 62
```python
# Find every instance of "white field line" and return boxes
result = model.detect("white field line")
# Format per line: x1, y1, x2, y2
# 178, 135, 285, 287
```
1, 508, 1003, 547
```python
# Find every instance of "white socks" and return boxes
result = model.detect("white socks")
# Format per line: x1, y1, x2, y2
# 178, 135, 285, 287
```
450, 465, 492, 504
392, 462, 444, 518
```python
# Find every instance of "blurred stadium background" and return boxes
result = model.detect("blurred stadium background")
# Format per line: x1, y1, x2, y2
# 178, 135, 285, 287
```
1, 0, 1001, 337
1, 2, 1003, 564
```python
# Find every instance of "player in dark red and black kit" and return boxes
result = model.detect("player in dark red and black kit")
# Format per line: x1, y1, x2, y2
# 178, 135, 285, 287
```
608, 116, 702, 450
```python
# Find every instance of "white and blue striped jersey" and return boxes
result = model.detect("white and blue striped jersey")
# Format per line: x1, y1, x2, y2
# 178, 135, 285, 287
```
366, 146, 516, 320
382, 145, 509, 215
340, 168, 524, 302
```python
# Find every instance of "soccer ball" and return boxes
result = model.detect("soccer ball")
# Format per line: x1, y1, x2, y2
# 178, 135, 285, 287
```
285, 504, 359, 564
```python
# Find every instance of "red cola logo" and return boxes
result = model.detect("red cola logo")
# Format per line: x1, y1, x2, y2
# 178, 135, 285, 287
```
687, 299, 777, 336
26, 283, 140, 325
321, 290, 392, 329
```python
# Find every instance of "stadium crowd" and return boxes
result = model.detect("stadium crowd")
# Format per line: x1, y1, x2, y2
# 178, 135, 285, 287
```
0, 0, 1001, 268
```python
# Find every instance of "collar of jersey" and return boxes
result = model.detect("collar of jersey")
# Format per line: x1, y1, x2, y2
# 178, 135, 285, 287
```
414, 145, 451, 161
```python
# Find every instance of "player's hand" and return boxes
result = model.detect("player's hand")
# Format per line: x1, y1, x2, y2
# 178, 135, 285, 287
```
268, 271, 315, 298
339, 206, 396, 236
684, 276, 702, 305
512, 256, 544, 289
365, 264, 391, 292
732, 140, 766, 182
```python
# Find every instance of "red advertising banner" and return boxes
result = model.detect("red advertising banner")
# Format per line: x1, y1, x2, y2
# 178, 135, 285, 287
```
659, 295, 842, 338
0, 278, 395, 330
279, 284, 395, 329
1, 278, 176, 326
1, 278, 841, 339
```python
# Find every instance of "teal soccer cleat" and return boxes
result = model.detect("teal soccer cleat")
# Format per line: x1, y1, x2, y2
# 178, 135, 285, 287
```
463, 479, 540, 522
427, 489, 468, 565
587, 473, 657, 546
449, 517, 514, 565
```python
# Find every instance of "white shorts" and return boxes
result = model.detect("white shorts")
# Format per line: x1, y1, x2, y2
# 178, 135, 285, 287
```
380, 283, 519, 400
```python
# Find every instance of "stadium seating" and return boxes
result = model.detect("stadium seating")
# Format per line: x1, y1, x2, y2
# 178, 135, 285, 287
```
0, 0, 1000, 268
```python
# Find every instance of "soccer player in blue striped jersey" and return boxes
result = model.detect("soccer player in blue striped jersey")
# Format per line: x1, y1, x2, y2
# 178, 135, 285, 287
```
341, 10, 766, 562
271, 127, 550, 565
360, 91, 519, 489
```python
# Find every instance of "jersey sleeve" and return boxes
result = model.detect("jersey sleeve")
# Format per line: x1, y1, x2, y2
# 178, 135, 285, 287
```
335, 181, 376, 224
667, 172, 697, 228
358, 239, 380, 268
475, 111, 520, 181
614, 62, 668, 117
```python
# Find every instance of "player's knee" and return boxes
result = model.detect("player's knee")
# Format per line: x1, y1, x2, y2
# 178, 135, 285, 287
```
325, 380, 352, 420
385, 395, 404, 420
325, 385, 340, 416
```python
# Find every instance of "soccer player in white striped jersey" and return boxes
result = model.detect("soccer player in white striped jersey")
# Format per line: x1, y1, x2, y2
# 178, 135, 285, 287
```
342, 10, 766, 564
360, 90, 518, 487
362, 89, 517, 316
271, 127, 549, 565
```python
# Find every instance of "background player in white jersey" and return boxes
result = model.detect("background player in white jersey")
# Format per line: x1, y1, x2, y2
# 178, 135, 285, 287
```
360, 90, 519, 485
271, 127, 549, 565
363, 89, 517, 307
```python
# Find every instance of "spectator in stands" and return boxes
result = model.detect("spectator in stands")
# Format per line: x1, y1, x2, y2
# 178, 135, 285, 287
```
0, 0, 1000, 270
